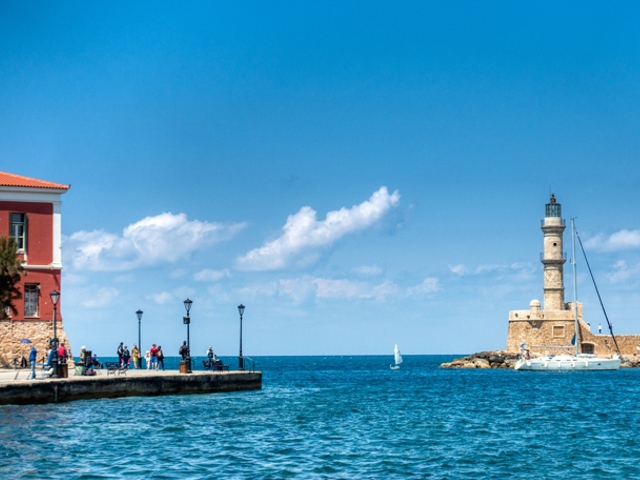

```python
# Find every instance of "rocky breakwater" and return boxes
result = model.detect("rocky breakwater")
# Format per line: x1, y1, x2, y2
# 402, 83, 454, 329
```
440, 350, 519, 369
621, 355, 640, 368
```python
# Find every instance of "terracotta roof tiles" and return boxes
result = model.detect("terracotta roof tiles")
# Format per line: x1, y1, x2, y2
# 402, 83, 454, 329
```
0, 171, 70, 190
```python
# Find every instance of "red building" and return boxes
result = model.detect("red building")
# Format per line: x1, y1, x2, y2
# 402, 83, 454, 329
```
0, 171, 70, 365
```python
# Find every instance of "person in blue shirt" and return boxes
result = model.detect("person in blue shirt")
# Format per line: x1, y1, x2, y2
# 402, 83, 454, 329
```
29, 345, 37, 380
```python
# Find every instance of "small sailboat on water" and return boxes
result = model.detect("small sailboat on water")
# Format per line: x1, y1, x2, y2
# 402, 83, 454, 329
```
390, 344, 403, 370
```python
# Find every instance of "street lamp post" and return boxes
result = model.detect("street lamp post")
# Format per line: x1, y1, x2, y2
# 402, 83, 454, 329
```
136, 310, 143, 368
50, 290, 60, 378
183, 299, 192, 373
238, 304, 245, 371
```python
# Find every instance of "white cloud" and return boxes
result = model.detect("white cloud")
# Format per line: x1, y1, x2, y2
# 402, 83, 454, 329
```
151, 291, 174, 305
607, 260, 640, 284
194, 269, 229, 282
449, 262, 535, 279
239, 275, 438, 303
408, 277, 441, 296
352, 265, 384, 277
448, 264, 468, 276
82, 287, 119, 308
237, 186, 401, 271
64, 213, 245, 271
583, 229, 640, 252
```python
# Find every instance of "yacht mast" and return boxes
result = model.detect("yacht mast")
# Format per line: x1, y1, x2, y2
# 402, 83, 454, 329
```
571, 218, 579, 356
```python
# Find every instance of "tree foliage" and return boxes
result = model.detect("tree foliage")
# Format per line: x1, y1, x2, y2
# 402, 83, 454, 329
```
0, 236, 25, 319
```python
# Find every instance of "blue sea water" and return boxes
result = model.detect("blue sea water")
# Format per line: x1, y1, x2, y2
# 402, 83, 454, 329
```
1, 355, 640, 479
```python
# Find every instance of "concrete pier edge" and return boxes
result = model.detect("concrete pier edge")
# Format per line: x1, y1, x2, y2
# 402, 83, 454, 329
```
0, 370, 262, 405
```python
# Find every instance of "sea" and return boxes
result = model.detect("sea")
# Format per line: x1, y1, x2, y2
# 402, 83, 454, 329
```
1, 355, 640, 479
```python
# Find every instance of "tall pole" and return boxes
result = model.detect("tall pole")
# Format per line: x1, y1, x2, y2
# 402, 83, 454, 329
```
187, 320, 191, 372
136, 310, 143, 369
50, 290, 60, 378
238, 304, 245, 371
184, 299, 192, 373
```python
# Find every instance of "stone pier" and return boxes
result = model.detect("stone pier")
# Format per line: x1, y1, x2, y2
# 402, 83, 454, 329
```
0, 369, 262, 405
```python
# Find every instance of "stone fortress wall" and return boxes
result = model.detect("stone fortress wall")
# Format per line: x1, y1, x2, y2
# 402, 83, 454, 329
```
506, 195, 640, 357
0, 320, 72, 367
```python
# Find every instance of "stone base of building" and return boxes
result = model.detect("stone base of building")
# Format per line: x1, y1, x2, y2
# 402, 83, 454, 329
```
507, 303, 640, 357
0, 319, 73, 368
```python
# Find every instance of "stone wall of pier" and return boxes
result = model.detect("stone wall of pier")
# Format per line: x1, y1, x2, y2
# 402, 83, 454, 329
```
0, 371, 262, 405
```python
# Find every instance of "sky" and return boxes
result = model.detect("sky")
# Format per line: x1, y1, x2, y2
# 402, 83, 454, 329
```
2, 1, 640, 357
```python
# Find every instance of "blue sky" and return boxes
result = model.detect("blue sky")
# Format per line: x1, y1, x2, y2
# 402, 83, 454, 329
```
2, 1, 640, 356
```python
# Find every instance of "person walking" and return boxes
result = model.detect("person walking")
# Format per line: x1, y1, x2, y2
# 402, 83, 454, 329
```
131, 344, 140, 369
117, 342, 124, 364
157, 345, 165, 371
144, 350, 151, 370
598, 323, 602, 334
29, 345, 37, 380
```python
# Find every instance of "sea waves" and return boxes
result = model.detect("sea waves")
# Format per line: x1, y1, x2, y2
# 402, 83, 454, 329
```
1, 355, 640, 479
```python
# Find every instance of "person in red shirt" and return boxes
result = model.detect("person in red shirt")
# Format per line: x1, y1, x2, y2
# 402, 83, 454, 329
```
149, 344, 159, 370
57, 342, 68, 364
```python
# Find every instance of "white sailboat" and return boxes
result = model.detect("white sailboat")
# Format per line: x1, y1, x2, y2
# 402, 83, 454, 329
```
390, 344, 403, 370
515, 218, 621, 371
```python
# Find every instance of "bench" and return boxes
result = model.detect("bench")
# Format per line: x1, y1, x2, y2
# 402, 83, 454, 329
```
203, 359, 229, 371
105, 362, 127, 376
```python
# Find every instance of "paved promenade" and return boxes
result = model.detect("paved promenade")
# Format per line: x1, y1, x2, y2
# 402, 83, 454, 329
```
0, 366, 233, 384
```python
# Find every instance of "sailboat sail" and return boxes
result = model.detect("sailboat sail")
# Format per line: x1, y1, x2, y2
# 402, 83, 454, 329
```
394, 344, 403, 366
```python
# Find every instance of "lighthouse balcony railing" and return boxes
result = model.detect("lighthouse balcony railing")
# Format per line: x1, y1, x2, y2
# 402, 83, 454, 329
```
540, 252, 567, 261
541, 219, 566, 227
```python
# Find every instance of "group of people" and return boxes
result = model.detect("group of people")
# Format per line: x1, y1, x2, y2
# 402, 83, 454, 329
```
117, 342, 166, 370
26, 342, 70, 379
24, 340, 219, 379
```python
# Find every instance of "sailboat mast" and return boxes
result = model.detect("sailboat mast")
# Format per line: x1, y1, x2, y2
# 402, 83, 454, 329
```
571, 218, 579, 356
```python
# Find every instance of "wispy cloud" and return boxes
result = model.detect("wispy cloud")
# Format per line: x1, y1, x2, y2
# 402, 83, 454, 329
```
583, 229, 640, 252
194, 269, 229, 282
352, 265, 384, 277
150, 291, 174, 305
82, 287, 119, 308
236, 187, 401, 271
448, 262, 535, 279
64, 213, 245, 271
407, 277, 441, 296
448, 264, 468, 276
239, 275, 439, 303
607, 260, 640, 284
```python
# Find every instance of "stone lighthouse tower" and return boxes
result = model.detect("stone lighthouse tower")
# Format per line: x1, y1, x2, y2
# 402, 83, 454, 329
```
506, 194, 640, 356
541, 194, 566, 311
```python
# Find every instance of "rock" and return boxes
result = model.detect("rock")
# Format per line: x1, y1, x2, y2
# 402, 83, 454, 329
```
475, 358, 491, 369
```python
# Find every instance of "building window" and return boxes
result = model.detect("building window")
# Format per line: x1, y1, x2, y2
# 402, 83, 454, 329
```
24, 284, 39, 317
552, 325, 565, 338
11, 213, 26, 251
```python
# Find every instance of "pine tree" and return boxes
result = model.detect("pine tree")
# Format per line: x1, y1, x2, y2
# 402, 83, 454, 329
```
0, 236, 25, 319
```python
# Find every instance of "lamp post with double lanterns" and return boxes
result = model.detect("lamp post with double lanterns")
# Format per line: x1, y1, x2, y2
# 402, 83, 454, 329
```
183, 299, 192, 373
136, 309, 143, 368
238, 304, 245, 371
50, 290, 60, 378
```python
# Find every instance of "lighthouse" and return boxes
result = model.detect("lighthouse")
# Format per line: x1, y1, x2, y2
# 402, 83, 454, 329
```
541, 194, 566, 311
